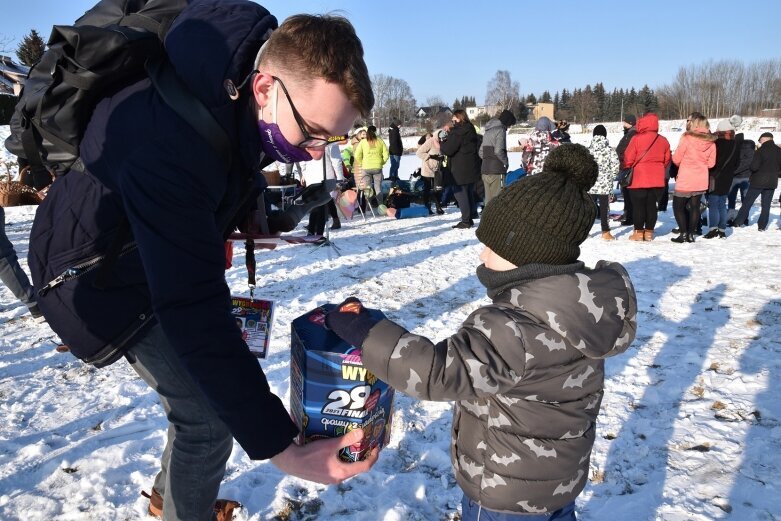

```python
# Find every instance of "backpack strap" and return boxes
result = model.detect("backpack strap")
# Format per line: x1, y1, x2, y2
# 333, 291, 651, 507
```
146, 56, 233, 170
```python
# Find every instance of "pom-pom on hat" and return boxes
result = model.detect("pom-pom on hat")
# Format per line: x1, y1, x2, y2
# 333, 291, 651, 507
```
476, 144, 598, 266
729, 114, 743, 129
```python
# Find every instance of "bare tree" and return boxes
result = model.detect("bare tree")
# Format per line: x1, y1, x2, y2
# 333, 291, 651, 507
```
485, 70, 520, 111
370, 73, 416, 130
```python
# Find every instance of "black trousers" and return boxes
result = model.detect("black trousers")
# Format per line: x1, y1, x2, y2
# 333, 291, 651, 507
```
621, 185, 633, 221
422, 177, 441, 211
673, 194, 703, 235
453, 183, 476, 224
630, 188, 663, 231
593, 194, 610, 232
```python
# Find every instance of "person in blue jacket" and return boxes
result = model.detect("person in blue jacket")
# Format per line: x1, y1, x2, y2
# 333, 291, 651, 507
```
27, 2, 376, 519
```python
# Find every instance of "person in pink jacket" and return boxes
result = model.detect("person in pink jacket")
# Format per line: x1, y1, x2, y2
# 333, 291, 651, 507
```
670, 115, 717, 243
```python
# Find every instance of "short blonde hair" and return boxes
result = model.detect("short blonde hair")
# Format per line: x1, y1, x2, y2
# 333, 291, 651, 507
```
257, 14, 374, 117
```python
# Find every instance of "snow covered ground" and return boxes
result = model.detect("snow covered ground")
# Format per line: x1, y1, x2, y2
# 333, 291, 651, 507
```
2, 124, 781, 520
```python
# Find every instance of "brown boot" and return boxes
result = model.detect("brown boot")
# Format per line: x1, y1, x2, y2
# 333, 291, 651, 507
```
141, 489, 163, 518
142, 489, 241, 520
643, 229, 654, 241
628, 229, 645, 241
601, 231, 616, 241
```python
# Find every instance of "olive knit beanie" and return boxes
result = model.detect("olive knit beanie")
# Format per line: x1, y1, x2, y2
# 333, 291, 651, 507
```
476, 144, 598, 266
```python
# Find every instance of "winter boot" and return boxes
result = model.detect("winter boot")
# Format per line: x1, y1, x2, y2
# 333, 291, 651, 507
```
601, 231, 616, 241
685, 233, 696, 243
142, 489, 241, 520
703, 228, 720, 239
670, 234, 687, 243
643, 229, 654, 241
628, 230, 645, 241
330, 216, 341, 230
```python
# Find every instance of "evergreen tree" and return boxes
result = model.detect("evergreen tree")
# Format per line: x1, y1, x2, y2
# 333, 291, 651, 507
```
553, 91, 560, 114
453, 98, 461, 110
16, 29, 45, 67
540, 90, 552, 103
526, 93, 537, 104
593, 83, 606, 121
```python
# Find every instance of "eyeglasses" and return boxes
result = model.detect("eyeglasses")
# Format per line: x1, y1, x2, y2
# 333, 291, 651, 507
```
271, 75, 348, 148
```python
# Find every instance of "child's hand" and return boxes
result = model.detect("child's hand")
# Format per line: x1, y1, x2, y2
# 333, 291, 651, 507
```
325, 297, 380, 348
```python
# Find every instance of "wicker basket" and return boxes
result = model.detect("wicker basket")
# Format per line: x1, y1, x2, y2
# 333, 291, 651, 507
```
0, 167, 49, 207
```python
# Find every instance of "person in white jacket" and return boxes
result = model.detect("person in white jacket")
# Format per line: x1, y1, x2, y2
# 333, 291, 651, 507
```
300, 143, 345, 235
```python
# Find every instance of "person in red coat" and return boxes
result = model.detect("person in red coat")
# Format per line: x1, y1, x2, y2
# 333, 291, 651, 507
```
622, 113, 671, 241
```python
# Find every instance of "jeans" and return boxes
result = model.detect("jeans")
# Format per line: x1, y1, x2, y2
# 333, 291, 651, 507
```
126, 324, 233, 521
389, 155, 401, 181
0, 206, 37, 310
707, 194, 728, 230
461, 496, 576, 521
482, 174, 503, 206
734, 187, 775, 230
727, 178, 749, 209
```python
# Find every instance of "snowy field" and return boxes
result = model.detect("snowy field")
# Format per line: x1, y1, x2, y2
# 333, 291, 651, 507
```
2, 124, 781, 520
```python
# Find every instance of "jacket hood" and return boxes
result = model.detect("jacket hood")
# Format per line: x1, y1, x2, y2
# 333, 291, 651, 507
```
535, 116, 555, 132
165, 0, 278, 168
165, 0, 277, 112
494, 261, 637, 359
636, 113, 659, 134
684, 128, 717, 142
484, 118, 503, 131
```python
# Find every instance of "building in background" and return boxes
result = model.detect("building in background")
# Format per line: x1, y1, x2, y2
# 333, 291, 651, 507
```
0, 56, 28, 96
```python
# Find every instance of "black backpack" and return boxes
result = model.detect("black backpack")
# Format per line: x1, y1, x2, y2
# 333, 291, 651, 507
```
5, 0, 229, 175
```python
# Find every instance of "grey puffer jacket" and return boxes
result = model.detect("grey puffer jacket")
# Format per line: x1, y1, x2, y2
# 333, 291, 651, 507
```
479, 118, 509, 175
361, 261, 637, 514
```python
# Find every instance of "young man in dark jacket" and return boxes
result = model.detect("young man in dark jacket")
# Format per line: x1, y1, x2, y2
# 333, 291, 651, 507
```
615, 114, 637, 225
479, 109, 516, 205
733, 132, 781, 231
28, 2, 376, 518
324, 145, 637, 520
388, 119, 404, 182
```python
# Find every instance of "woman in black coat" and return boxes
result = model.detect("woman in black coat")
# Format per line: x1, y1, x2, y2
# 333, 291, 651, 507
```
439, 109, 481, 228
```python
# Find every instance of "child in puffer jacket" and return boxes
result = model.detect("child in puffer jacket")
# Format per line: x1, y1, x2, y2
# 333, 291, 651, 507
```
325, 144, 637, 521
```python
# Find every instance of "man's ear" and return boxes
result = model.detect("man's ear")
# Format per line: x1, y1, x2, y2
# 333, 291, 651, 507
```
252, 72, 275, 110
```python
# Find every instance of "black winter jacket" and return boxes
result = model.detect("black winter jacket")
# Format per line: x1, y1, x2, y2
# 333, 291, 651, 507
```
27, 0, 298, 460
388, 124, 403, 155
749, 140, 781, 190
732, 134, 755, 179
708, 136, 741, 195
615, 127, 636, 164
440, 122, 482, 185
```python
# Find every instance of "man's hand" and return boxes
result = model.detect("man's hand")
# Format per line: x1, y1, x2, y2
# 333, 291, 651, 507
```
271, 428, 378, 484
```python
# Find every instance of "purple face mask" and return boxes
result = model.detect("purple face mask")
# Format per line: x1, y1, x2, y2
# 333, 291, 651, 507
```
258, 82, 312, 163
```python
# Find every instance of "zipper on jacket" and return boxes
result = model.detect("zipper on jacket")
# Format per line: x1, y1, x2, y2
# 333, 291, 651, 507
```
38, 243, 137, 297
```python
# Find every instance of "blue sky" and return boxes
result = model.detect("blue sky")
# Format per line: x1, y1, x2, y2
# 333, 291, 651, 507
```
2, 1, 778, 106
